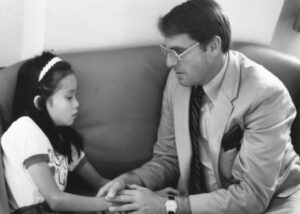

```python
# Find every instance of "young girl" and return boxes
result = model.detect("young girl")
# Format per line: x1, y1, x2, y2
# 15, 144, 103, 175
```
1, 52, 111, 213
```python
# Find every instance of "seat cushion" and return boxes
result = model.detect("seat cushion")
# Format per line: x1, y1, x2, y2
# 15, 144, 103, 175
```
0, 62, 21, 131
60, 46, 168, 178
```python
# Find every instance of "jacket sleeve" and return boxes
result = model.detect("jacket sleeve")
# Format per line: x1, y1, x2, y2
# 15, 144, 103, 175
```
189, 82, 297, 214
132, 71, 180, 190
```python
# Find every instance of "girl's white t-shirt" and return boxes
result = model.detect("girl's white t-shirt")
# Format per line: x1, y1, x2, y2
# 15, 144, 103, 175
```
1, 116, 86, 210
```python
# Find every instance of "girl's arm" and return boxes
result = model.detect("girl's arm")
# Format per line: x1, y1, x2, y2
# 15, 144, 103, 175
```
76, 160, 109, 191
27, 162, 111, 212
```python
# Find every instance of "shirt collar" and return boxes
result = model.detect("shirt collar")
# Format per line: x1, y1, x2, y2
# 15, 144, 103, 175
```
203, 53, 228, 103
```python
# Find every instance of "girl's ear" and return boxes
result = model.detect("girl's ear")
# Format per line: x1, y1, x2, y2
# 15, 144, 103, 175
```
33, 95, 42, 110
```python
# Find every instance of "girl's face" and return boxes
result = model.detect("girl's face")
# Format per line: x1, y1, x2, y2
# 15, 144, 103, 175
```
46, 74, 79, 126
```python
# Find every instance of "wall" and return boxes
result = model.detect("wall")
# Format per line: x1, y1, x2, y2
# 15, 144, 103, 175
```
271, 0, 300, 59
0, 0, 285, 66
44, 0, 283, 52
219, 0, 284, 45
0, 0, 24, 66
43, 0, 185, 52
21, 0, 47, 62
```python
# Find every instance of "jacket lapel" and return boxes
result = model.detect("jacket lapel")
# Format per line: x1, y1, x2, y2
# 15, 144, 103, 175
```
174, 84, 192, 193
207, 52, 240, 186
207, 92, 233, 186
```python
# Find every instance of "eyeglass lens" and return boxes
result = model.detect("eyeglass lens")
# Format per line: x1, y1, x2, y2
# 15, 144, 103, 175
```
160, 45, 180, 63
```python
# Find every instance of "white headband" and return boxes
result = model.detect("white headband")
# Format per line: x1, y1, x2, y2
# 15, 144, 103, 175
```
38, 57, 62, 82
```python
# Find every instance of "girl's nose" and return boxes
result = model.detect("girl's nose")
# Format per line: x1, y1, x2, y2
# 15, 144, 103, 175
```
74, 98, 79, 108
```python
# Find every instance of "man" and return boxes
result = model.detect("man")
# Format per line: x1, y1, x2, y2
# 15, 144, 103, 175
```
98, 0, 300, 213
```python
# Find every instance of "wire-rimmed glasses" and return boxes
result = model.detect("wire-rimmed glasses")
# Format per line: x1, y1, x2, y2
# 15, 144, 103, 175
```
159, 42, 199, 64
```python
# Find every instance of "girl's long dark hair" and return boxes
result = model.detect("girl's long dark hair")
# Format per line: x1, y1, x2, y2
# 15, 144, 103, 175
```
12, 52, 82, 161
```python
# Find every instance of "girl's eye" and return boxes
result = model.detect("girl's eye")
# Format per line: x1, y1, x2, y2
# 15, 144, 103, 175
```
66, 96, 72, 100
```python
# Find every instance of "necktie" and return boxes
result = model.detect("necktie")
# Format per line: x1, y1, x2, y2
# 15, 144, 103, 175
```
188, 86, 207, 194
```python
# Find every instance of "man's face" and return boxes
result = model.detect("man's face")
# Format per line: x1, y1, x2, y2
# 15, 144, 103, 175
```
163, 34, 213, 87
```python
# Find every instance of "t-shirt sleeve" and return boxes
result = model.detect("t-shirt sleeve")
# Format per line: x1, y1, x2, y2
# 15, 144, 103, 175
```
23, 154, 49, 169
2, 117, 51, 169
68, 145, 87, 172
21, 125, 50, 168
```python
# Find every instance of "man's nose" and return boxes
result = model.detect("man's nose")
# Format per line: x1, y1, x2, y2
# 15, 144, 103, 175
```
166, 55, 177, 68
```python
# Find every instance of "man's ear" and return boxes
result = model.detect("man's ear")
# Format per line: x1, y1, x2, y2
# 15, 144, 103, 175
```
33, 95, 42, 110
207, 36, 222, 56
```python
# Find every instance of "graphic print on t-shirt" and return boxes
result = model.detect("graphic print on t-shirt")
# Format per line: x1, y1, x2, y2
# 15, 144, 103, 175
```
48, 148, 68, 191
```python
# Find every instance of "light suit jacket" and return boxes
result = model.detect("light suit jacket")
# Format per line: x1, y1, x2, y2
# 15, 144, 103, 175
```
133, 51, 300, 214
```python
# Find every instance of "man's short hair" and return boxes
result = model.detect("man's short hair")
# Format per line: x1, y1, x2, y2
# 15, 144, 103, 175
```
158, 0, 231, 52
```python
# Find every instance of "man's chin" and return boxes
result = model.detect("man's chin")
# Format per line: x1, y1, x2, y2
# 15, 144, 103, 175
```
177, 79, 191, 87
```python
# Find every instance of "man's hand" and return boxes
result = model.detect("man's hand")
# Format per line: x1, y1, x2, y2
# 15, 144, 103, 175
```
107, 184, 167, 214
155, 187, 179, 197
97, 176, 127, 199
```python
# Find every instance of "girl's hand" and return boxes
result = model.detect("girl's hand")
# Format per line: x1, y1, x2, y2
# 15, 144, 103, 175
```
97, 176, 127, 198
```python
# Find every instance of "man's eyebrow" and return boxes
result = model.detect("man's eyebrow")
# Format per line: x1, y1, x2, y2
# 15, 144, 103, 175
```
169, 46, 186, 52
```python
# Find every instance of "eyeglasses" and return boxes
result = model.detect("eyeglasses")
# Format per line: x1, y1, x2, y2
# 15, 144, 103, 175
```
160, 42, 199, 64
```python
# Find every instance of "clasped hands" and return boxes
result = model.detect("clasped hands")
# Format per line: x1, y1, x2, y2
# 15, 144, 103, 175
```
97, 177, 179, 214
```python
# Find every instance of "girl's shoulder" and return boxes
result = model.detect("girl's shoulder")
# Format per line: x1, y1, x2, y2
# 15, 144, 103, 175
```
2, 116, 45, 141
7, 116, 38, 130
1, 116, 51, 154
